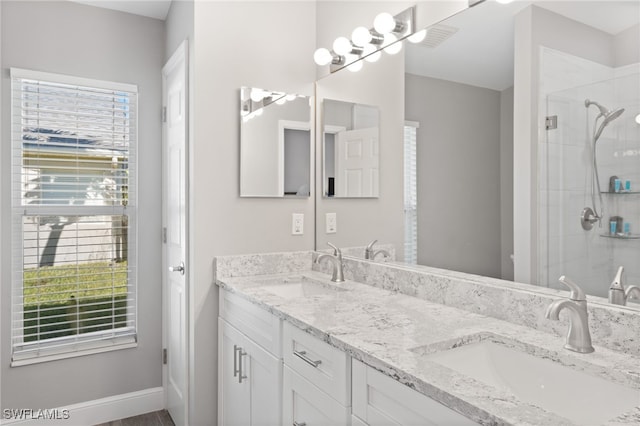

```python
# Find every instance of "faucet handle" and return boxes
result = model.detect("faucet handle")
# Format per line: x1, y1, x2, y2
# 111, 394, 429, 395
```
611, 266, 624, 288
366, 239, 377, 251
558, 276, 586, 301
327, 242, 341, 258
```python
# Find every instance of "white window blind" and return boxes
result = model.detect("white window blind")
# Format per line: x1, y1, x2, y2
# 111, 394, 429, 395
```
10, 68, 138, 364
404, 122, 419, 264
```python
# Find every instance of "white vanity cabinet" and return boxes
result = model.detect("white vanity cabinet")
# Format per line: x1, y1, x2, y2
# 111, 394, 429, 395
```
218, 291, 282, 426
351, 359, 478, 426
282, 322, 351, 425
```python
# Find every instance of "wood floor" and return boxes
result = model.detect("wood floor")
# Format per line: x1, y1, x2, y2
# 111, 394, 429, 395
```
95, 410, 174, 426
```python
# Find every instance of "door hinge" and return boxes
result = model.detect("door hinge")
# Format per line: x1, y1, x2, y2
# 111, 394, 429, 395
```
163, 348, 167, 364
545, 115, 558, 130
162, 106, 167, 123
163, 227, 167, 244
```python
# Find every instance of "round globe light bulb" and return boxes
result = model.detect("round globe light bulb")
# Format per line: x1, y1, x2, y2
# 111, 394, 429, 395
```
285, 94, 296, 102
347, 59, 363, 73
635, 113, 640, 125
384, 34, 402, 55
314, 48, 333, 66
333, 37, 353, 56
352, 26, 373, 47
275, 97, 287, 105
408, 29, 427, 44
250, 89, 265, 103
386, 41, 402, 55
374, 12, 396, 35
362, 44, 381, 63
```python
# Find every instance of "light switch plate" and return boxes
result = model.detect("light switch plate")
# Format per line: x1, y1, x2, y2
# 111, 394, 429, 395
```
292, 213, 304, 235
326, 212, 337, 234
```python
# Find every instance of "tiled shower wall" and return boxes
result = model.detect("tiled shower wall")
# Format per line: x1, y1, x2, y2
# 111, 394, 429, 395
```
539, 47, 640, 298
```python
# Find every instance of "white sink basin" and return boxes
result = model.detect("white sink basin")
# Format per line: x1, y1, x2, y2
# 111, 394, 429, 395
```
418, 336, 639, 425
261, 276, 346, 299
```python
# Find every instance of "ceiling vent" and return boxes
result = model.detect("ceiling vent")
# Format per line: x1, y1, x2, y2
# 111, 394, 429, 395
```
418, 24, 459, 48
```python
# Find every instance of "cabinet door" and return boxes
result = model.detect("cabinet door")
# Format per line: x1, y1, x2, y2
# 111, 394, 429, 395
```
219, 318, 251, 426
352, 359, 478, 426
219, 319, 282, 426
283, 366, 350, 426
246, 329, 282, 426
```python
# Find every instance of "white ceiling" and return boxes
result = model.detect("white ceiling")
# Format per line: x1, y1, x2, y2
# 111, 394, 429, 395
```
405, 0, 640, 91
71, 0, 172, 20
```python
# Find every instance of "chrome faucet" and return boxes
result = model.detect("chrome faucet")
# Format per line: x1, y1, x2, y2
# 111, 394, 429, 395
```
364, 240, 391, 261
608, 266, 640, 306
545, 276, 594, 354
315, 243, 345, 283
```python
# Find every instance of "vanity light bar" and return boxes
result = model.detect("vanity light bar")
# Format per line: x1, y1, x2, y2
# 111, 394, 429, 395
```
313, 6, 416, 74
240, 87, 300, 122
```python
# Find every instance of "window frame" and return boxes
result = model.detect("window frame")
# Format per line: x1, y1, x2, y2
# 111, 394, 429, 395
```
10, 68, 139, 366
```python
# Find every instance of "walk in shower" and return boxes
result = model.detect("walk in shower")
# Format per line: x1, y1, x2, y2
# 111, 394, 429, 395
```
540, 63, 640, 297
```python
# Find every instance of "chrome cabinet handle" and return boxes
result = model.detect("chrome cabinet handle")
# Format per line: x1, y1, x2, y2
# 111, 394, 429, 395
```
233, 345, 240, 377
169, 261, 185, 275
293, 350, 322, 368
293, 422, 307, 426
238, 347, 248, 383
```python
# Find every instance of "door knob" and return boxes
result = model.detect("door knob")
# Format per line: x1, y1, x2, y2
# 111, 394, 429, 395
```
169, 261, 185, 275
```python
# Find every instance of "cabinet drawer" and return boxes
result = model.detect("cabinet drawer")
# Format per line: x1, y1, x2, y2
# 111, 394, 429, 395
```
220, 290, 281, 357
352, 359, 478, 425
283, 322, 350, 405
283, 366, 350, 426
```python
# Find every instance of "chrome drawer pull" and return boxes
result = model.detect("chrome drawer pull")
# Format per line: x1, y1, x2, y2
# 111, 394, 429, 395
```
293, 422, 307, 426
238, 347, 248, 383
293, 350, 322, 368
233, 345, 240, 377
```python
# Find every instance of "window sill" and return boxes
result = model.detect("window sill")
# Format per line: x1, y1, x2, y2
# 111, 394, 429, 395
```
11, 338, 137, 367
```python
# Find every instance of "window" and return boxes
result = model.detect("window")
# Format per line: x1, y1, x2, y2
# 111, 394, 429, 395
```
404, 122, 419, 264
11, 68, 138, 365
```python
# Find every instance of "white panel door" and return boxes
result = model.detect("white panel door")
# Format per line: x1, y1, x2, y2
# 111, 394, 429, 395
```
335, 127, 379, 197
162, 41, 188, 426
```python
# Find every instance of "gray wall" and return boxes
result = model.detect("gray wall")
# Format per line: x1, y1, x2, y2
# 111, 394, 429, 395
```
500, 86, 514, 281
405, 73, 502, 278
189, 2, 317, 423
1, 1, 164, 409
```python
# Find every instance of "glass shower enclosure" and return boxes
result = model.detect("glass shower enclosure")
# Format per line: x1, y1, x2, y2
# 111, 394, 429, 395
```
540, 70, 640, 297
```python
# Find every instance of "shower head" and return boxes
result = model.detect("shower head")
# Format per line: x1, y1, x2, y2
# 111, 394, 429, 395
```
585, 99, 625, 142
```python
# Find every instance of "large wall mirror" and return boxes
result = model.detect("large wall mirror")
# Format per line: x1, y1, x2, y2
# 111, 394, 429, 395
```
314, 0, 640, 309
322, 99, 380, 198
240, 87, 312, 197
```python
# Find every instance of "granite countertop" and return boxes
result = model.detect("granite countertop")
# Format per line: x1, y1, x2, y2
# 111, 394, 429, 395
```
216, 270, 640, 426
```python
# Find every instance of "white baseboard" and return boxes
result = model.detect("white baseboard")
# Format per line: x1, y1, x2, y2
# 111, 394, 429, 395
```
1, 387, 164, 425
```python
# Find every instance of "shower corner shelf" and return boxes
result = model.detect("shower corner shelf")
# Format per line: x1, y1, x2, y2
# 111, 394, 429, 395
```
600, 233, 640, 240
601, 191, 640, 195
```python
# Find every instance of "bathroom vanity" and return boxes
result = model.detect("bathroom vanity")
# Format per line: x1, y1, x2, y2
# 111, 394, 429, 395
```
215, 251, 640, 425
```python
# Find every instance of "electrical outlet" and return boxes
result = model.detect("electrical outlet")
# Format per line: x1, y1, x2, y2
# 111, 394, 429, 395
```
326, 212, 337, 234
292, 213, 304, 235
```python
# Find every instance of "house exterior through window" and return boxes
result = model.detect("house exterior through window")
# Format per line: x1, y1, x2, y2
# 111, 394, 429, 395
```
10, 68, 138, 365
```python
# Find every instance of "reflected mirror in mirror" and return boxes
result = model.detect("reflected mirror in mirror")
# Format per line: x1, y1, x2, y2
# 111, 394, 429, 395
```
240, 87, 312, 197
316, 0, 640, 307
322, 99, 380, 198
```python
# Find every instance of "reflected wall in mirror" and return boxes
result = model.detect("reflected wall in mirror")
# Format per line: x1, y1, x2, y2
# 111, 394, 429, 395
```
315, 0, 640, 308
322, 99, 380, 198
240, 87, 312, 197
